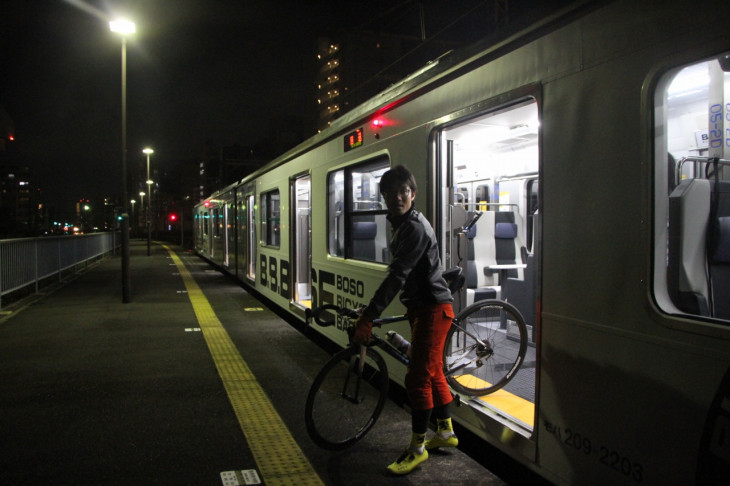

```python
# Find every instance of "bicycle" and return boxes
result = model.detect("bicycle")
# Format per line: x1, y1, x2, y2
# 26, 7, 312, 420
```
303, 267, 528, 450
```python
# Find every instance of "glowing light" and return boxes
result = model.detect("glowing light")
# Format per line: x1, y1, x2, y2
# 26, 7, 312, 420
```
109, 20, 135, 35
371, 119, 385, 127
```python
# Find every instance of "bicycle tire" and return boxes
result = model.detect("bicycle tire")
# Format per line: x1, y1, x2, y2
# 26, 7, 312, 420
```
305, 345, 389, 450
444, 299, 527, 396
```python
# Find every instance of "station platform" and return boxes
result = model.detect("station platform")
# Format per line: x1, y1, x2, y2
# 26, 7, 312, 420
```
0, 240, 515, 486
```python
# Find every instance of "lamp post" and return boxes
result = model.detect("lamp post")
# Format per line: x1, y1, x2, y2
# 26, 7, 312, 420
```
110, 19, 135, 303
139, 191, 146, 234
130, 199, 136, 237
143, 148, 154, 256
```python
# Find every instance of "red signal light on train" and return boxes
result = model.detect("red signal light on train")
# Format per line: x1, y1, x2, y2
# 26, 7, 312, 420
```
371, 119, 384, 127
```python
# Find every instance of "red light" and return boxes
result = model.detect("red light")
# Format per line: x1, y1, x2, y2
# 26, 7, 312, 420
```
169, 213, 177, 221
8, 134, 14, 141
371, 119, 384, 127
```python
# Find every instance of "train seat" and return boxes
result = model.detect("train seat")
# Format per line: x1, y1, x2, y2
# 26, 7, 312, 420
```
351, 221, 377, 261
668, 178, 730, 319
487, 211, 526, 282
466, 211, 498, 305
668, 179, 712, 315
502, 253, 537, 341
709, 180, 730, 319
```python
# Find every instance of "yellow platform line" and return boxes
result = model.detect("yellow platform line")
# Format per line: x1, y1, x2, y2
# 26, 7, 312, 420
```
164, 246, 324, 486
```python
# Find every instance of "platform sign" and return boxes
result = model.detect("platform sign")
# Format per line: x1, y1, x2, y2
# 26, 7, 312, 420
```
708, 59, 730, 165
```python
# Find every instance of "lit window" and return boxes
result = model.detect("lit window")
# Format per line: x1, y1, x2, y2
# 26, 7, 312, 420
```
326, 157, 391, 263
261, 190, 280, 247
654, 52, 730, 323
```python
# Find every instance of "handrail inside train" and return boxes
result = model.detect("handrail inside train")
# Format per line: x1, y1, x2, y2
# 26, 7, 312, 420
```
675, 156, 730, 184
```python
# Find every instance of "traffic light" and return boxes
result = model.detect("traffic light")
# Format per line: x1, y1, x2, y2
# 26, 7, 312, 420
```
169, 213, 177, 222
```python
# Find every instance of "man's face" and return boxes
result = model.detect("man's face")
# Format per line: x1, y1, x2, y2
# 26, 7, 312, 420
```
383, 184, 416, 217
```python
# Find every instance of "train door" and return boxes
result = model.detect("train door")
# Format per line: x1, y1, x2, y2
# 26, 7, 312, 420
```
223, 202, 231, 267
437, 96, 540, 433
235, 191, 244, 279
291, 174, 312, 308
246, 193, 256, 281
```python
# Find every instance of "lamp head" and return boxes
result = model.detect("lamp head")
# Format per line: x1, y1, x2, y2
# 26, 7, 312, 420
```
109, 20, 136, 35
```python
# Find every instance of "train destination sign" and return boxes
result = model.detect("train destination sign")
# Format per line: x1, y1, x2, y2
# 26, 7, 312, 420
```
344, 128, 364, 152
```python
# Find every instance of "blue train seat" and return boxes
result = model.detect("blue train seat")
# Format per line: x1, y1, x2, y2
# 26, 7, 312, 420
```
351, 221, 377, 261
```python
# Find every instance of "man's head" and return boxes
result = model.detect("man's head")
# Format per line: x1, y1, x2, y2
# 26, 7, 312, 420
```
380, 165, 417, 217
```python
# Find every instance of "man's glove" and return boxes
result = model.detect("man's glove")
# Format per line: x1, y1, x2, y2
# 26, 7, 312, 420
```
351, 315, 373, 345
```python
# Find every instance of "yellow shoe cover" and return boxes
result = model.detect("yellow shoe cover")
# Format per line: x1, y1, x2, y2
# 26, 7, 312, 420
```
386, 448, 428, 475
425, 434, 459, 450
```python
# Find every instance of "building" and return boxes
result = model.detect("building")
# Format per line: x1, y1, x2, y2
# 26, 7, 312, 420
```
0, 104, 43, 237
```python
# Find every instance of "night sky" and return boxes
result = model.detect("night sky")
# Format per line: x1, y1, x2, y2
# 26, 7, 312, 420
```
1, 0, 559, 216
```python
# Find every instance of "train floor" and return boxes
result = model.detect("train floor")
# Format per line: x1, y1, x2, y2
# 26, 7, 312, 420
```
0, 240, 540, 486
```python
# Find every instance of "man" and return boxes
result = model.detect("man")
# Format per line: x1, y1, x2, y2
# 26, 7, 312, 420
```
352, 164, 458, 475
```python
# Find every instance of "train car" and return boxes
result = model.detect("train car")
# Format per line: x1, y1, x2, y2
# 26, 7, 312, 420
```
194, 1, 730, 484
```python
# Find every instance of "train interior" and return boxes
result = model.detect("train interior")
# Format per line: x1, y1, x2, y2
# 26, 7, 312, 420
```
660, 54, 730, 323
293, 175, 312, 307
438, 99, 540, 432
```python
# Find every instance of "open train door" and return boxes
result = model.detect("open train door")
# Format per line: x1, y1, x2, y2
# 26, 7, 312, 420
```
291, 173, 312, 308
435, 96, 540, 434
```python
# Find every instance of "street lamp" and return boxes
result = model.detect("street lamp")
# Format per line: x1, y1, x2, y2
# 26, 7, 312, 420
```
130, 199, 136, 236
139, 191, 146, 235
143, 148, 154, 256
110, 19, 135, 303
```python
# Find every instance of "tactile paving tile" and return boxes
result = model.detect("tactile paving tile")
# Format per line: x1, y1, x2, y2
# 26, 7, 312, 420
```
165, 246, 324, 486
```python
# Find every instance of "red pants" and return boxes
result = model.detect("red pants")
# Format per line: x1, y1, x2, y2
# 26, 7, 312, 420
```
405, 303, 454, 411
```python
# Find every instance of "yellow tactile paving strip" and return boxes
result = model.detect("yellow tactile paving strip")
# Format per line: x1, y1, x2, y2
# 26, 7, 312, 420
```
164, 245, 324, 486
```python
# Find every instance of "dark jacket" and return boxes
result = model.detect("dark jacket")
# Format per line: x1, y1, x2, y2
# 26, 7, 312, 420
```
362, 207, 452, 319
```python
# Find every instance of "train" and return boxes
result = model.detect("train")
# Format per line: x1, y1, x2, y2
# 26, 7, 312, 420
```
193, 1, 730, 484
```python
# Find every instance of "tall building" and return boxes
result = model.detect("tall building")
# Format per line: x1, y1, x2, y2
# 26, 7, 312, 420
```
316, 40, 342, 132
314, 1, 512, 132
316, 32, 420, 133
0, 104, 43, 236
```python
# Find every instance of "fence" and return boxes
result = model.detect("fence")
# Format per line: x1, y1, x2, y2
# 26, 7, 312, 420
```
0, 232, 118, 309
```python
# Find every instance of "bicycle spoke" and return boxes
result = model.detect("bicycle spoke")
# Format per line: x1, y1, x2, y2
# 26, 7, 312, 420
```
305, 346, 389, 450
444, 300, 527, 396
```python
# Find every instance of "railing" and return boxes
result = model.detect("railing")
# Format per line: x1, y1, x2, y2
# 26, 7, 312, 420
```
0, 232, 118, 309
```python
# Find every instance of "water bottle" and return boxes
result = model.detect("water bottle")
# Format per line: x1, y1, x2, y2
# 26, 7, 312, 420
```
386, 330, 411, 357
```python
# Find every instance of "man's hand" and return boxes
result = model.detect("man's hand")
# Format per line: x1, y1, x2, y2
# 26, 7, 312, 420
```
351, 315, 373, 345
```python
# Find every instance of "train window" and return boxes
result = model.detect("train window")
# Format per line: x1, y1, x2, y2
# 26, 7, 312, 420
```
327, 157, 391, 263
261, 190, 280, 248
654, 52, 730, 322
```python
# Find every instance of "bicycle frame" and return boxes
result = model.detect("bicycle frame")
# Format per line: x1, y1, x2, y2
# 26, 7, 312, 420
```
307, 305, 492, 379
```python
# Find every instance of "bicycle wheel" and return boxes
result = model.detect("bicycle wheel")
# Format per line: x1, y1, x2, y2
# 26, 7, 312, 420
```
444, 299, 527, 396
305, 345, 389, 450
